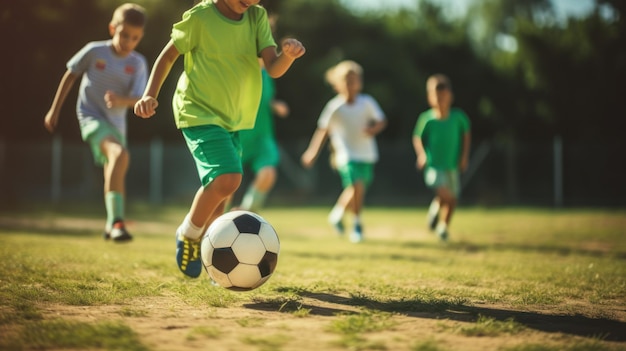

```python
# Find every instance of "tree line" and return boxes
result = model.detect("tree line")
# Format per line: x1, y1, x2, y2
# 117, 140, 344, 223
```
1, 0, 623, 146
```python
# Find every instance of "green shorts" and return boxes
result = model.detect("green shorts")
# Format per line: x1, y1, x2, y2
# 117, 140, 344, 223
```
80, 118, 125, 166
337, 162, 374, 189
182, 125, 243, 188
242, 138, 280, 173
423, 167, 460, 197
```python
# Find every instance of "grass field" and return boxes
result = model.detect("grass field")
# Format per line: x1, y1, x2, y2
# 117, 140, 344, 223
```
0, 205, 625, 351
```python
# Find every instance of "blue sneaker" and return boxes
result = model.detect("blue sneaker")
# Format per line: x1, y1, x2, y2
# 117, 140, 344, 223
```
176, 232, 202, 278
350, 224, 363, 243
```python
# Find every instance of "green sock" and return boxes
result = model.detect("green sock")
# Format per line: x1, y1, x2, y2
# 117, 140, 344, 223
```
241, 187, 267, 212
105, 191, 124, 230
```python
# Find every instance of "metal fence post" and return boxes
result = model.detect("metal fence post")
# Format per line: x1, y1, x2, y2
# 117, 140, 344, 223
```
51, 135, 62, 203
553, 136, 563, 208
150, 137, 163, 204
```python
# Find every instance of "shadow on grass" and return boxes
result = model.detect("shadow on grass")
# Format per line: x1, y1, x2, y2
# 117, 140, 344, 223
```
0, 222, 100, 237
246, 289, 626, 342
373, 238, 626, 260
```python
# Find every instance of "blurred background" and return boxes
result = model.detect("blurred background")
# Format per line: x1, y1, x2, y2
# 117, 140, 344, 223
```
1, 0, 624, 209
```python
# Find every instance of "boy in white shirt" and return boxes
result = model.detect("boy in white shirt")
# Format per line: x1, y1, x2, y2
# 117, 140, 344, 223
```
301, 60, 386, 243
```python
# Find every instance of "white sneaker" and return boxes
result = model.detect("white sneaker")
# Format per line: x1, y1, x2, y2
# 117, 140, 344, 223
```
350, 224, 363, 243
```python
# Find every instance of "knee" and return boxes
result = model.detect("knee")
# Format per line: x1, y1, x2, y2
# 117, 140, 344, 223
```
256, 167, 277, 184
105, 143, 129, 163
437, 189, 455, 205
211, 173, 242, 197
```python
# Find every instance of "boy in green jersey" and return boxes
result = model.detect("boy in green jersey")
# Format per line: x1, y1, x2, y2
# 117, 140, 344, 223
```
134, 0, 305, 278
413, 74, 471, 242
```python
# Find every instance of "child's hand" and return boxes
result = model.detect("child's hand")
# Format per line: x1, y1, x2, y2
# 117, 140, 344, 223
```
134, 96, 158, 118
364, 120, 385, 137
44, 110, 58, 133
281, 38, 306, 60
459, 156, 469, 172
104, 90, 119, 108
417, 154, 427, 170
272, 100, 289, 118
301, 149, 316, 169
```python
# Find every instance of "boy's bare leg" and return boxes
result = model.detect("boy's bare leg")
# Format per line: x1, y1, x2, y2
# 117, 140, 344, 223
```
253, 166, 277, 193
101, 138, 129, 195
349, 181, 366, 243
176, 173, 242, 278
435, 188, 455, 241
427, 197, 440, 230
240, 166, 276, 211
328, 186, 354, 234
100, 138, 133, 242
189, 173, 242, 233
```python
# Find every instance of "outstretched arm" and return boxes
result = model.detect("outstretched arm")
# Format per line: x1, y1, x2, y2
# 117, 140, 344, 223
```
301, 128, 328, 169
44, 70, 78, 133
413, 136, 427, 170
365, 119, 387, 137
134, 40, 180, 118
104, 91, 141, 109
459, 131, 471, 172
260, 38, 306, 79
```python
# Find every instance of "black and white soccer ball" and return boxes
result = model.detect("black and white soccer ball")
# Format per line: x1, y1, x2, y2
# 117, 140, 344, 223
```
201, 210, 280, 291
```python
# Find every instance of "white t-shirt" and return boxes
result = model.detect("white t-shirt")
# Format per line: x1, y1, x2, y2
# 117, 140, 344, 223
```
317, 94, 385, 167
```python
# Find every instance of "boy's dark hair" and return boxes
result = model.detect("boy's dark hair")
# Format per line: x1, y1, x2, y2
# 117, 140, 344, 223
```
111, 3, 147, 28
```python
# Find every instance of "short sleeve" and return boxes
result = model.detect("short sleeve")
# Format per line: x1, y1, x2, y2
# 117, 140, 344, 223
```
364, 95, 385, 122
413, 112, 429, 137
171, 10, 197, 55
129, 55, 148, 97
253, 8, 276, 54
454, 108, 471, 133
66, 42, 94, 75
317, 100, 335, 129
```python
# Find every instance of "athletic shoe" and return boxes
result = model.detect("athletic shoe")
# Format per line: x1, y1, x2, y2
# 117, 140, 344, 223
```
175, 232, 202, 278
427, 212, 439, 231
104, 220, 133, 242
436, 227, 449, 242
330, 219, 345, 235
350, 224, 363, 243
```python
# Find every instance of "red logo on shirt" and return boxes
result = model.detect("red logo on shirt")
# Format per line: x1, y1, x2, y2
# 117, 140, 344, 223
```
125, 65, 135, 75
95, 59, 106, 70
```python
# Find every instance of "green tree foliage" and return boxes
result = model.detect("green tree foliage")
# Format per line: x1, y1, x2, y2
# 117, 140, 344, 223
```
1, 0, 622, 146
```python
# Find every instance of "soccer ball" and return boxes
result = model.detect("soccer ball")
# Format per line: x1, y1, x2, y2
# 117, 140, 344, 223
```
200, 210, 280, 291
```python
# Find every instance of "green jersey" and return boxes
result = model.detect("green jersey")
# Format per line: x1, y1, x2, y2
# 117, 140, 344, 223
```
240, 68, 275, 147
413, 108, 470, 170
171, 3, 276, 131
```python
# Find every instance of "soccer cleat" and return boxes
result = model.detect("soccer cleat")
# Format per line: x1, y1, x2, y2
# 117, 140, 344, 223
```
350, 224, 363, 243
176, 232, 202, 278
330, 219, 345, 235
104, 220, 133, 242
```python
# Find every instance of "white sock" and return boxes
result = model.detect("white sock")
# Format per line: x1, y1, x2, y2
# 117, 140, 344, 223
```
328, 204, 345, 224
428, 199, 440, 217
436, 222, 447, 233
177, 214, 203, 240
241, 187, 267, 212
353, 214, 361, 226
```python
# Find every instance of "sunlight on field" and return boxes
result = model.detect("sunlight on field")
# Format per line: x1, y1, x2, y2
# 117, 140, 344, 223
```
0, 206, 624, 351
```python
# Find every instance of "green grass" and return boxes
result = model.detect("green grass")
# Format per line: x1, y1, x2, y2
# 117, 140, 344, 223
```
0, 205, 625, 351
